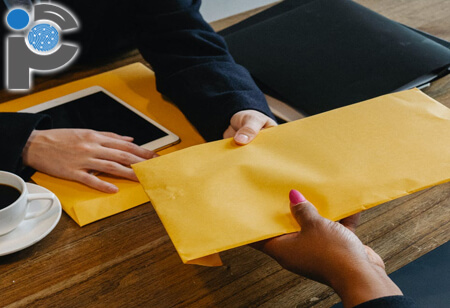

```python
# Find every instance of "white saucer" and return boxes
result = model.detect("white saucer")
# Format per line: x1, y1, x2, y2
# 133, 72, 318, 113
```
0, 183, 62, 256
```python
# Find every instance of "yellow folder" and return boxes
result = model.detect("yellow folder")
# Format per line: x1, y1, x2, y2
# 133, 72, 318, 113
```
0, 63, 205, 226
132, 89, 450, 266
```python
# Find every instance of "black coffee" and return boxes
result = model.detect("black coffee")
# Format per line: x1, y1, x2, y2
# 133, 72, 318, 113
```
0, 184, 21, 210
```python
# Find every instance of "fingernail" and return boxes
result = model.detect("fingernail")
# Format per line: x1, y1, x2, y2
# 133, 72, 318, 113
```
235, 134, 249, 144
152, 154, 159, 158
108, 184, 119, 193
289, 189, 306, 204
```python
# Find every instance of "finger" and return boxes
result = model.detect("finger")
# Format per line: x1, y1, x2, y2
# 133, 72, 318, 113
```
237, 115, 276, 141
223, 125, 237, 139
88, 159, 139, 182
289, 189, 321, 229
97, 131, 134, 142
234, 127, 257, 145
100, 138, 156, 160
339, 212, 361, 233
230, 110, 278, 145
96, 147, 150, 166
259, 233, 300, 266
263, 118, 278, 129
231, 111, 268, 145
250, 239, 268, 251
234, 117, 262, 145
74, 171, 119, 193
364, 246, 385, 269
251, 232, 297, 253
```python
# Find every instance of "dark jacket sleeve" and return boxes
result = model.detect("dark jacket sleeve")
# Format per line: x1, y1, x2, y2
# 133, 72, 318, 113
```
0, 112, 51, 180
353, 296, 417, 308
134, 0, 275, 141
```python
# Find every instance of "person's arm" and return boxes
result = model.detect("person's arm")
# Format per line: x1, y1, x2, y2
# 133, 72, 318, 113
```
0, 113, 156, 193
352, 295, 416, 308
22, 128, 156, 193
258, 190, 415, 308
134, 0, 277, 143
0, 112, 51, 180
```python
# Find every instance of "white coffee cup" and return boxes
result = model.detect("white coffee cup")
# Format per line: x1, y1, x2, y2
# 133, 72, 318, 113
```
0, 171, 55, 236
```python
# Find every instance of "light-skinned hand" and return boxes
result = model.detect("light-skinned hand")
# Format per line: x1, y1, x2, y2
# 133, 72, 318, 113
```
257, 190, 402, 308
223, 110, 277, 145
22, 129, 157, 193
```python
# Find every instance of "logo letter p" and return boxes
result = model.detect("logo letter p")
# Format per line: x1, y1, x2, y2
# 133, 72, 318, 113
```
5, 3, 79, 90
7, 37, 78, 89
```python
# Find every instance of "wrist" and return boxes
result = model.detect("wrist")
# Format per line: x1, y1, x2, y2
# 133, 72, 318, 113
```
331, 264, 402, 308
22, 130, 39, 166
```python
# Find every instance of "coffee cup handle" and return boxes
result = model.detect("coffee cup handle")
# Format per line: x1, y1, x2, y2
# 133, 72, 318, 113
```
24, 193, 56, 220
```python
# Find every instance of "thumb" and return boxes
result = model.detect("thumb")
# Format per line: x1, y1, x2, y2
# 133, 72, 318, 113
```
289, 189, 321, 229
234, 124, 259, 145
231, 110, 277, 145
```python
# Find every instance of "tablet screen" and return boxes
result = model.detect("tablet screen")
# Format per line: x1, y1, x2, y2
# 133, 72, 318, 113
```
37, 92, 168, 146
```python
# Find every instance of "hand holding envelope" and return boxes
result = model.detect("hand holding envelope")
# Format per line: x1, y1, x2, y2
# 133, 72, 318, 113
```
133, 89, 450, 266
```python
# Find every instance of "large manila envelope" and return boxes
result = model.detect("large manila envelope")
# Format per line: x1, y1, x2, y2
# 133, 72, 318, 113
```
0, 63, 205, 226
132, 88, 450, 266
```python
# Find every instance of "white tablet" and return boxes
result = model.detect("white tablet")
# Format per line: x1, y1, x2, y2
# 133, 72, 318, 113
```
20, 86, 180, 151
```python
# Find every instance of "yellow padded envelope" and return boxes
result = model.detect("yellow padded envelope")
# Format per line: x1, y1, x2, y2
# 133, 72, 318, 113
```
133, 89, 450, 266
0, 63, 205, 226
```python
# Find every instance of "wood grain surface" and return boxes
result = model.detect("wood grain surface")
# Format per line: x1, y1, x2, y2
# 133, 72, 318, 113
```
1, 1, 449, 307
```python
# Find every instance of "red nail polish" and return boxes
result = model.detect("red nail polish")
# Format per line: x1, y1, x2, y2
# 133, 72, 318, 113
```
289, 189, 306, 204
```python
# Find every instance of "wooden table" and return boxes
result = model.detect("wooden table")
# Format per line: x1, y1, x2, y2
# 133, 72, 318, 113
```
1, 1, 449, 307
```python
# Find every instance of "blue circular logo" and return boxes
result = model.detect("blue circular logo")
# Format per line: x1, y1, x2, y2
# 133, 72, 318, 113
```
6, 8, 30, 30
28, 24, 59, 52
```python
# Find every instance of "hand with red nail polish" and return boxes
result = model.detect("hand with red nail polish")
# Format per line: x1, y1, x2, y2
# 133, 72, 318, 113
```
257, 189, 403, 308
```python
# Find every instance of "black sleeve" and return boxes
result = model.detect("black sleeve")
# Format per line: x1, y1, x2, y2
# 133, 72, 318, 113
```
0, 113, 51, 180
134, 0, 275, 141
353, 295, 417, 308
